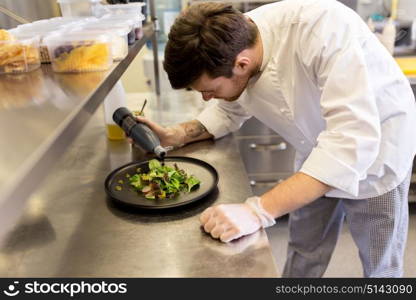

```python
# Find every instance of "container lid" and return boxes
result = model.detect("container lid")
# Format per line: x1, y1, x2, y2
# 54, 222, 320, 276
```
0, 34, 40, 44
98, 16, 136, 28
58, 19, 93, 30
82, 23, 131, 36
125, 13, 145, 22
43, 31, 111, 44
15, 24, 62, 37
30, 19, 49, 26
10, 27, 63, 44
69, 28, 117, 40
57, 0, 101, 3
6, 28, 19, 37
106, 3, 146, 9
42, 30, 66, 42
102, 2, 146, 15
17, 18, 89, 33
102, 13, 145, 23
19, 35, 41, 43
34, 17, 93, 27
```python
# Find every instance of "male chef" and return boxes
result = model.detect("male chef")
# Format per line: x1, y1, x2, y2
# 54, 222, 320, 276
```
137, 0, 416, 277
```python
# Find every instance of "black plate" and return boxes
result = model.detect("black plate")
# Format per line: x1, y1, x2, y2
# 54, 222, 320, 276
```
104, 156, 218, 210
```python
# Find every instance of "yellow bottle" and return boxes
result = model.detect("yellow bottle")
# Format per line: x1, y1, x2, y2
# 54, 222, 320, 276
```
106, 123, 125, 140
103, 81, 126, 140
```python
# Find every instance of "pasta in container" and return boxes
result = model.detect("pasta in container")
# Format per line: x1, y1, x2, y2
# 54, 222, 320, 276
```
44, 32, 113, 73
0, 30, 41, 74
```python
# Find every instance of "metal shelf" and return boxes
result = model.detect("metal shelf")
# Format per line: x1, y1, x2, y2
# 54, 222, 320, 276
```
190, 0, 276, 3
0, 23, 156, 240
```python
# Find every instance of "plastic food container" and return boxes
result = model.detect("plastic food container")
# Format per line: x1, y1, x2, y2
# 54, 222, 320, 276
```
108, 27, 130, 60
100, 16, 135, 44
134, 20, 144, 40
123, 14, 145, 40
104, 2, 146, 16
0, 34, 41, 74
44, 32, 113, 73
14, 28, 61, 64
75, 24, 130, 61
57, 0, 101, 17
102, 14, 144, 43
17, 31, 52, 64
16, 18, 88, 63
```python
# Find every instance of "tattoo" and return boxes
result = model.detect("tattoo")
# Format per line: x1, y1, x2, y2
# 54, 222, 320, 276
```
183, 120, 207, 139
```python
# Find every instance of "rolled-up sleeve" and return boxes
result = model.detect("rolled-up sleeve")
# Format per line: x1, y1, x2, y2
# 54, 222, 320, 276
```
196, 98, 251, 139
299, 30, 381, 196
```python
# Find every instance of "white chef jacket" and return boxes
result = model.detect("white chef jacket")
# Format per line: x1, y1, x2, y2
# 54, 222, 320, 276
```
196, 0, 416, 199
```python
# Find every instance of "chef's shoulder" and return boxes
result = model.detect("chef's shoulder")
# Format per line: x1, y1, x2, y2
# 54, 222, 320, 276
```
297, 0, 370, 40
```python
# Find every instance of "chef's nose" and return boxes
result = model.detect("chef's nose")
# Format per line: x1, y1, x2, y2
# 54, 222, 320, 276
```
202, 92, 214, 101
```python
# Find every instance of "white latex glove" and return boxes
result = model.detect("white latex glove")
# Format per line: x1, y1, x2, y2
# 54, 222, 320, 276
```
199, 196, 276, 243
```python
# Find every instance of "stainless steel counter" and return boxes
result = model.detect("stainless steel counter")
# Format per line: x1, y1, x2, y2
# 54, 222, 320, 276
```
0, 91, 279, 277
0, 24, 156, 242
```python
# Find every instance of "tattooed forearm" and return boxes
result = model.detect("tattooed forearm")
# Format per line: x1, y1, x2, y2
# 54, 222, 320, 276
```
183, 120, 207, 138
177, 120, 213, 144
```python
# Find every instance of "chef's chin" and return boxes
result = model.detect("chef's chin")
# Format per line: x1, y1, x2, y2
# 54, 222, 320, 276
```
222, 97, 239, 102
222, 92, 244, 102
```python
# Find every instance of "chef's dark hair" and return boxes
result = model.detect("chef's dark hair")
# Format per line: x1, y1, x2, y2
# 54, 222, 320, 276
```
163, 2, 258, 89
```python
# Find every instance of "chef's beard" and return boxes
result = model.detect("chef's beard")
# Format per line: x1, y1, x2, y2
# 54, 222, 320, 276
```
222, 68, 259, 102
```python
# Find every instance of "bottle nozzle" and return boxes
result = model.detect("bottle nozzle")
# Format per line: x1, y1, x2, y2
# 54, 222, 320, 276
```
154, 145, 167, 158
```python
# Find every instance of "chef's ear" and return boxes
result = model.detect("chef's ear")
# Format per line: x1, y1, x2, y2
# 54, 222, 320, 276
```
233, 52, 251, 76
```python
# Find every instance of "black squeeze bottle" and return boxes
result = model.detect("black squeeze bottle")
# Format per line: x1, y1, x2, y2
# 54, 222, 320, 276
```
113, 107, 167, 158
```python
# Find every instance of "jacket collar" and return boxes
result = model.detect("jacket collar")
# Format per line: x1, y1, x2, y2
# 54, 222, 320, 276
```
245, 10, 272, 72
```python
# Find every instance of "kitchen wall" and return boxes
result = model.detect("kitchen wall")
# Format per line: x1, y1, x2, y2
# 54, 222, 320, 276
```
121, 49, 152, 93
0, 0, 59, 28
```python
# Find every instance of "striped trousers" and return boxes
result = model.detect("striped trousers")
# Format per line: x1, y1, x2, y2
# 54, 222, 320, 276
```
282, 170, 412, 277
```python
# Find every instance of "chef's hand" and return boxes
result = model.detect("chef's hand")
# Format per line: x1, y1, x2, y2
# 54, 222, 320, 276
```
129, 116, 185, 148
199, 196, 276, 243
